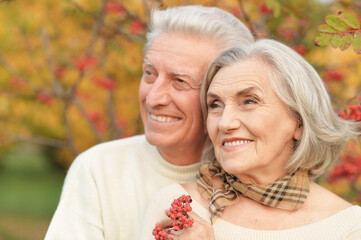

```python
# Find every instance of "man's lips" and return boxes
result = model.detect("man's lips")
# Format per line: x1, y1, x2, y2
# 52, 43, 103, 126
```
149, 113, 181, 123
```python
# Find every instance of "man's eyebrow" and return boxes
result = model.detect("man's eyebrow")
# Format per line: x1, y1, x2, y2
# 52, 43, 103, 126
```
143, 59, 199, 85
143, 58, 152, 66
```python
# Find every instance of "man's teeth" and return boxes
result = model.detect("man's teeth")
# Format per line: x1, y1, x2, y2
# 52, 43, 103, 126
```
150, 114, 179, 123
224, 140, 251, 146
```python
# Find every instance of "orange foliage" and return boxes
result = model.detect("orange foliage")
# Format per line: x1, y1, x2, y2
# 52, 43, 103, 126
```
0, 0, 360, 203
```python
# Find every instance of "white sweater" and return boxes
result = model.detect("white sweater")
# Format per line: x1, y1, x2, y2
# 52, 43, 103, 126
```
45, 135, 201, 240
142, 183, 361, 240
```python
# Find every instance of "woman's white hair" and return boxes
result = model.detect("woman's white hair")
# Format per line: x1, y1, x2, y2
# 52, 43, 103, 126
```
201, 39, 361, 179
145, 5, 254, 53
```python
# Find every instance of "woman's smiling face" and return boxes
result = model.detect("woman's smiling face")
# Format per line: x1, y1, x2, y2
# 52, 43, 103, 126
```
206, 58, 302, 184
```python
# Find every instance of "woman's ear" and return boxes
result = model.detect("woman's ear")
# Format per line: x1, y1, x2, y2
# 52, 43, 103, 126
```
293, 113, 303, 141
293, 124, 303, 141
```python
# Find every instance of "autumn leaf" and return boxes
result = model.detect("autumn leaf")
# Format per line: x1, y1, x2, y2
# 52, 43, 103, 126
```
340, 11, 360, 30
317, 24, 337, 33
339, 33, 353, 51
314, 32, 332, 47
353, 31, 361, 54
326, 15, 348, 32
265, 0, 281, 18
331, 34, 342, 48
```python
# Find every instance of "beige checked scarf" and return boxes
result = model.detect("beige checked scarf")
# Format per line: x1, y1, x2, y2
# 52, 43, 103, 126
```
197, 161, 310, 222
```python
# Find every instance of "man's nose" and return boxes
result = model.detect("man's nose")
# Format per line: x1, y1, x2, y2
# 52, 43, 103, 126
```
145, 76, 171, 108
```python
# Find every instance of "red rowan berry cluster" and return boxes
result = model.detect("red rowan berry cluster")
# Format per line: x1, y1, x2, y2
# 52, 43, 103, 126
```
329, 155, 361, 183
152, 195, 194, 240
339, 104, 361, 122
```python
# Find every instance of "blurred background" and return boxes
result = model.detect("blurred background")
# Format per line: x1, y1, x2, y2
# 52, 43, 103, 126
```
0, 0, 360, 239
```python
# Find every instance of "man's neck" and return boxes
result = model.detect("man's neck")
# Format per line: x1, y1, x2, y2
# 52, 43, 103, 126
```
157, 142, 204, 166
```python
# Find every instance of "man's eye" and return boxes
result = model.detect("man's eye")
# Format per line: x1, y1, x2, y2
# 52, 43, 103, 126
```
173, 78, 192, 91
142, 69, 157, 83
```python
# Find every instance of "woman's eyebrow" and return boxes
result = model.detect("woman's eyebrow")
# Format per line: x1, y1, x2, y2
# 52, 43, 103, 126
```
236, 86, 262, 97
206, 92, 220, 100
207, 86, 261, 100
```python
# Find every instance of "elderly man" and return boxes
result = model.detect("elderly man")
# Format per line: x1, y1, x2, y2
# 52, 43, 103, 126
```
45, 5, 254, 240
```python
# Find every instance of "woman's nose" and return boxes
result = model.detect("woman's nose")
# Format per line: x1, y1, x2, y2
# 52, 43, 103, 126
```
218, 105, 241, 133
145, 76, 171, 108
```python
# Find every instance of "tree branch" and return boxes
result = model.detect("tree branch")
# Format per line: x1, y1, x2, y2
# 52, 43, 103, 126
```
19, 26, 48, 86
237, 0, 258, 38
63, 101, 78, 156
5, 135, 69, 148
40, 28, 64, 98
0, 51, 40, 92
142, 0, 150, 21
68, 0, 107, 99
73, 98, 104, 143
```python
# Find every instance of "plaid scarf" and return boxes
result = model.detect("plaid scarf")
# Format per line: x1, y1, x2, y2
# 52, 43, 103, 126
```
197, 161, 310, 222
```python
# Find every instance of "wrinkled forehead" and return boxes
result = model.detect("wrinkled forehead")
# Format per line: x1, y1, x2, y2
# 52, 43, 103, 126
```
145, 32, 223, 81
210, 59, 274, 90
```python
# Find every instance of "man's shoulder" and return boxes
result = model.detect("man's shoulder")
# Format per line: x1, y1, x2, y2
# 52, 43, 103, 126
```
81, 134, 146, 156
71, 134, 153, 167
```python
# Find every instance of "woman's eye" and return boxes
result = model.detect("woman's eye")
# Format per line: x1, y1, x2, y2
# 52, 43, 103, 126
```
244, 98, 258, 104
208, 101, 220, 109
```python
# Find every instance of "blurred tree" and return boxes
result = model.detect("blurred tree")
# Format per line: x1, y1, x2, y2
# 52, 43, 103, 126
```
0, 0, 360, 202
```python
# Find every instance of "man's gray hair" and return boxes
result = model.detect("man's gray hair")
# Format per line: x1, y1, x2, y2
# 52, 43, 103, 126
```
201, 38, 361, 179
145, 5, 254, 53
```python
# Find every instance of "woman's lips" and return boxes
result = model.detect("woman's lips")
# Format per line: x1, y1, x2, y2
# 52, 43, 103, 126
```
222, 138, 253, 152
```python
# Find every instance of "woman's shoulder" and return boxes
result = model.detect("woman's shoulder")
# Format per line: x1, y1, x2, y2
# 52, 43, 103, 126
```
304, 182, 353, 218
181, 182, 210, 210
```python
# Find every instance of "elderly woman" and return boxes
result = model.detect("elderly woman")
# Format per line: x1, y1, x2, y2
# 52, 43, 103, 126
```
142, 39, 361, 240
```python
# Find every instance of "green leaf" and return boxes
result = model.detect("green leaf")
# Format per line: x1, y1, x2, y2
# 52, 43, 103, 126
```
314, 33, 332, 47
326, 15, 340, 25
265, 0, 281, 18
325, 15, 348, 32
353, 31, 361, 54
265, 0, 274, 9
341, 12, 360, 29
288, 11, 296, 20
331, 34, 342, 48
317, 24, 337, 33
273, 2, 281, 18
339, 33, 353, 51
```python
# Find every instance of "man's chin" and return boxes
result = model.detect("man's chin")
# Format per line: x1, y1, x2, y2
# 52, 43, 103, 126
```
144, 132, 173, 147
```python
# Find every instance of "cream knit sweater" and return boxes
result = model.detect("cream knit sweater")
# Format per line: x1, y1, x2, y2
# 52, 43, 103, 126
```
45, 135, 201, 240
142, 183, 361, 240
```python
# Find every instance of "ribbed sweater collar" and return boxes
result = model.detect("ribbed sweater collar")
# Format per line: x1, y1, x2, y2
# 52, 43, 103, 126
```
141, 136, 201, 183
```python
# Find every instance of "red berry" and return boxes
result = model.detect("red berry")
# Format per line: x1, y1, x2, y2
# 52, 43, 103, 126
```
152, 195, 194, 239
